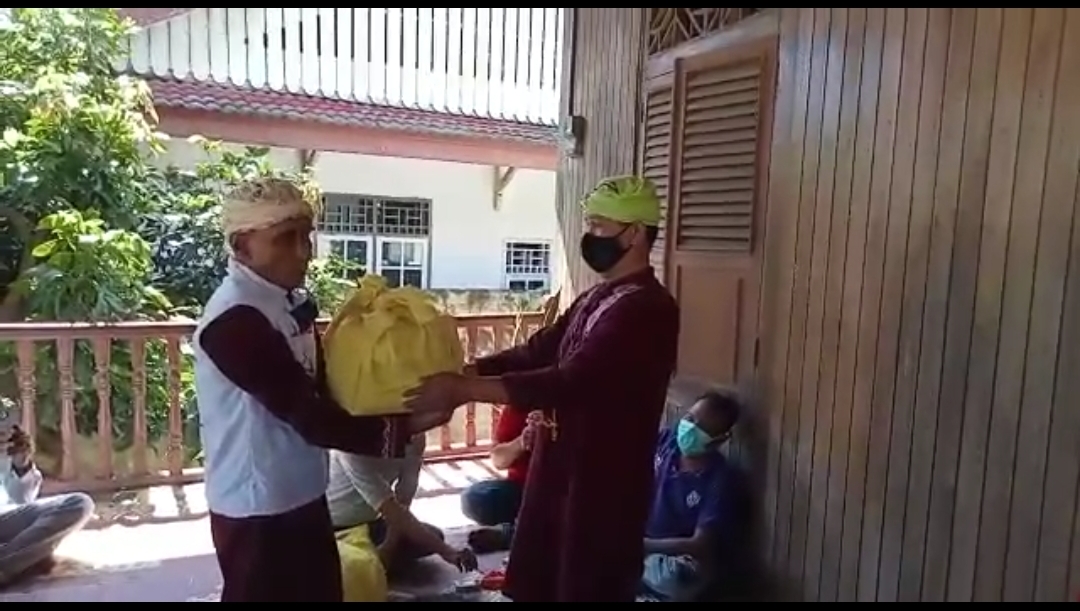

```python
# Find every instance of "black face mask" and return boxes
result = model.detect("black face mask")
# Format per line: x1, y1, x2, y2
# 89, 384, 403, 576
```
580, 226, 631, 274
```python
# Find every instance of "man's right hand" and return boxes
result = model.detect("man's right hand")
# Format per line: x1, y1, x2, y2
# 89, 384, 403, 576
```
520, 420, 538, 452
403, 372, 469, 414
521, 410, 548, 451
439, 546, 479, 572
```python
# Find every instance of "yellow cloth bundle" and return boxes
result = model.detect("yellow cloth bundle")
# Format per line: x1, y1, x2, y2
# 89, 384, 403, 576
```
323, 274, 464, 415
336, 524, 388, 602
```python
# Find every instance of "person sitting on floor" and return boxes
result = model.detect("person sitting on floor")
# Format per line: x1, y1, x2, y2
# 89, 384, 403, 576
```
641, 390, 743, 602
326, 434, 477, 577
460, 404, 533, 553
0, 424, 94, 587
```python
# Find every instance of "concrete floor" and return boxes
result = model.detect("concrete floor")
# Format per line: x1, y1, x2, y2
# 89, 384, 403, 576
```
0, 460, 501, 602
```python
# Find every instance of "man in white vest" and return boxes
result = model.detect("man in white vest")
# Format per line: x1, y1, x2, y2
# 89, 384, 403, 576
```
194, 177, 451, 602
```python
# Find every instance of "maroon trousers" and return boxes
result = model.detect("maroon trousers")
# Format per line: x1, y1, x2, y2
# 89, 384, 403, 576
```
209, 496, 342, 602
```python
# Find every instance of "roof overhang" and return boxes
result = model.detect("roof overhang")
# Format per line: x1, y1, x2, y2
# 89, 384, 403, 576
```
149, 78, 559, 170
157, 107, 559, 170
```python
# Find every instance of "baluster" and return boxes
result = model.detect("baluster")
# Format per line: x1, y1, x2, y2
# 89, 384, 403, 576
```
188, 8, 211, 81
464, 323, 479, 448
438, 396, 454, 454
92, 337, 113, 480
282, 8, 302, 93
445, 7, 463, 114
439, 319, 467, 453
226, 8, 248, 86
459, 8, 478, 115
245, 8, 268, 89
317, 7, 337, 96
507, 7, 526, 121
165, 337, 183, 476
300, 8, 320, 95
474, 8, 492, 117
14, 340, 36, 441
431, 8, 448, 111
489, 8, 506, 119
416, 8, 434, 110
352, 8, 372, 101
206, 8, 228, 83
489, 319, 506, 442
334, 8, 353, 99
130, 338, 149, 477
56, 337, 77, 481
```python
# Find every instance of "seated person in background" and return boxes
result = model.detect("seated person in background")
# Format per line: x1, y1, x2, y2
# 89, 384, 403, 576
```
326, 435, 477, 576
0, 425, 94, 587
460, 405, 533, 553
641, 390, 742, 602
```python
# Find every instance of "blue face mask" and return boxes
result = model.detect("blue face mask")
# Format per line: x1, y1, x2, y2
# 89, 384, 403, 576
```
676, 419, 713, 456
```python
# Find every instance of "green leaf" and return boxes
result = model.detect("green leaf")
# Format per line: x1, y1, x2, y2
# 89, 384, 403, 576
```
30, 238, 56, 258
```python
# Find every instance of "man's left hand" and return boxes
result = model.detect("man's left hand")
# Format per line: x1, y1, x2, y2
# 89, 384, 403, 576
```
404, 372, 469, 414
7, 426, 33, 473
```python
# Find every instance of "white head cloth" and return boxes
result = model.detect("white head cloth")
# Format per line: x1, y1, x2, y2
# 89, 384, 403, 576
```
221, 177, 315, 238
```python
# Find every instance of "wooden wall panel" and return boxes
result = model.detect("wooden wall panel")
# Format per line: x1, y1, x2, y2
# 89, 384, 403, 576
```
759, 7, 1080, 602
555, 8, 647, 299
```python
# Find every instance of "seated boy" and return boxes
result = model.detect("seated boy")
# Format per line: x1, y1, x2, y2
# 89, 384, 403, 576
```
641, 390, 743, 602
460, 405, 533, 553
326, 435, 476, 576
0, 425, 94, 587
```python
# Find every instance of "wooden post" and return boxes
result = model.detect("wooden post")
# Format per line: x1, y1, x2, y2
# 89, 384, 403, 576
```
555, 9, 648, 302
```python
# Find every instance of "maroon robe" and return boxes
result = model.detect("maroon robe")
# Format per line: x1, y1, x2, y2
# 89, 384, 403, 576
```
475, 268, 680, 602
199, 306, 411, 602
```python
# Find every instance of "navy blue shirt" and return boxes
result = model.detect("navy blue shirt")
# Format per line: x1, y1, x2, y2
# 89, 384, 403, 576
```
645, 428, 737, 541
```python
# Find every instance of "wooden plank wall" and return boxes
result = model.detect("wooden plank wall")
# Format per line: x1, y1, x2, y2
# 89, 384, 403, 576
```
554, 8, 647, 299
760, 7, 1080, 602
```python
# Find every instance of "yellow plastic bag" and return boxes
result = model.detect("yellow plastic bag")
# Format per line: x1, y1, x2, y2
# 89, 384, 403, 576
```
336, 524, 388, 602
323, 274, 464, 415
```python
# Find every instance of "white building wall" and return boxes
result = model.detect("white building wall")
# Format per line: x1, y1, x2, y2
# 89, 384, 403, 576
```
158, 139, 562, 291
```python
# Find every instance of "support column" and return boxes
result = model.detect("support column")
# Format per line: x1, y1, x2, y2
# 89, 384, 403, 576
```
555, 8, 647, 302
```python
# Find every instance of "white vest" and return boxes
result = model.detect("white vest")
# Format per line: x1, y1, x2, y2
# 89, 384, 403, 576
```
193, 260, 327, 518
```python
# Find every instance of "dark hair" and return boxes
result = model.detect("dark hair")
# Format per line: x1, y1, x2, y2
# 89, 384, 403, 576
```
645, 225, 660, 247
696, 389, 741, 428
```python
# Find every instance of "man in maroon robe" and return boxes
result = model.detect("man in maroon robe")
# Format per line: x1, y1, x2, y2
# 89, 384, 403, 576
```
195, 177, 451, 602
406, 175, 680, 602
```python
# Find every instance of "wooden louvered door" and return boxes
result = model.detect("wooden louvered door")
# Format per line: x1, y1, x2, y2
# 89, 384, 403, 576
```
665, 40, 775, 385
641, 77, 674, 281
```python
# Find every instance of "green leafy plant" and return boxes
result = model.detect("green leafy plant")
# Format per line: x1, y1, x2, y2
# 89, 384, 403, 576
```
307, 255, 362, 316
0, 9, 195, 469
137, 142, 290, 314
0, 210, 181, 462
15, 210, 170, 321
0, 9, 159, 230
0, 204, 31, 317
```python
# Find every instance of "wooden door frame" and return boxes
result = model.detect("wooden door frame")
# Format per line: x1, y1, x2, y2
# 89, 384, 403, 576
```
638, 12, 780, 381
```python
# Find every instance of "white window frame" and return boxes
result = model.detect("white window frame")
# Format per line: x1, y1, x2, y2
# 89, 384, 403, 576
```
375, 236, 429, 289
503, 239, 552, 293
315, 234, 373, 277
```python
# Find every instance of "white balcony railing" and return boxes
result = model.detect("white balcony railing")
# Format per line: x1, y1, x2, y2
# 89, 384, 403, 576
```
120, 7, 563, 126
